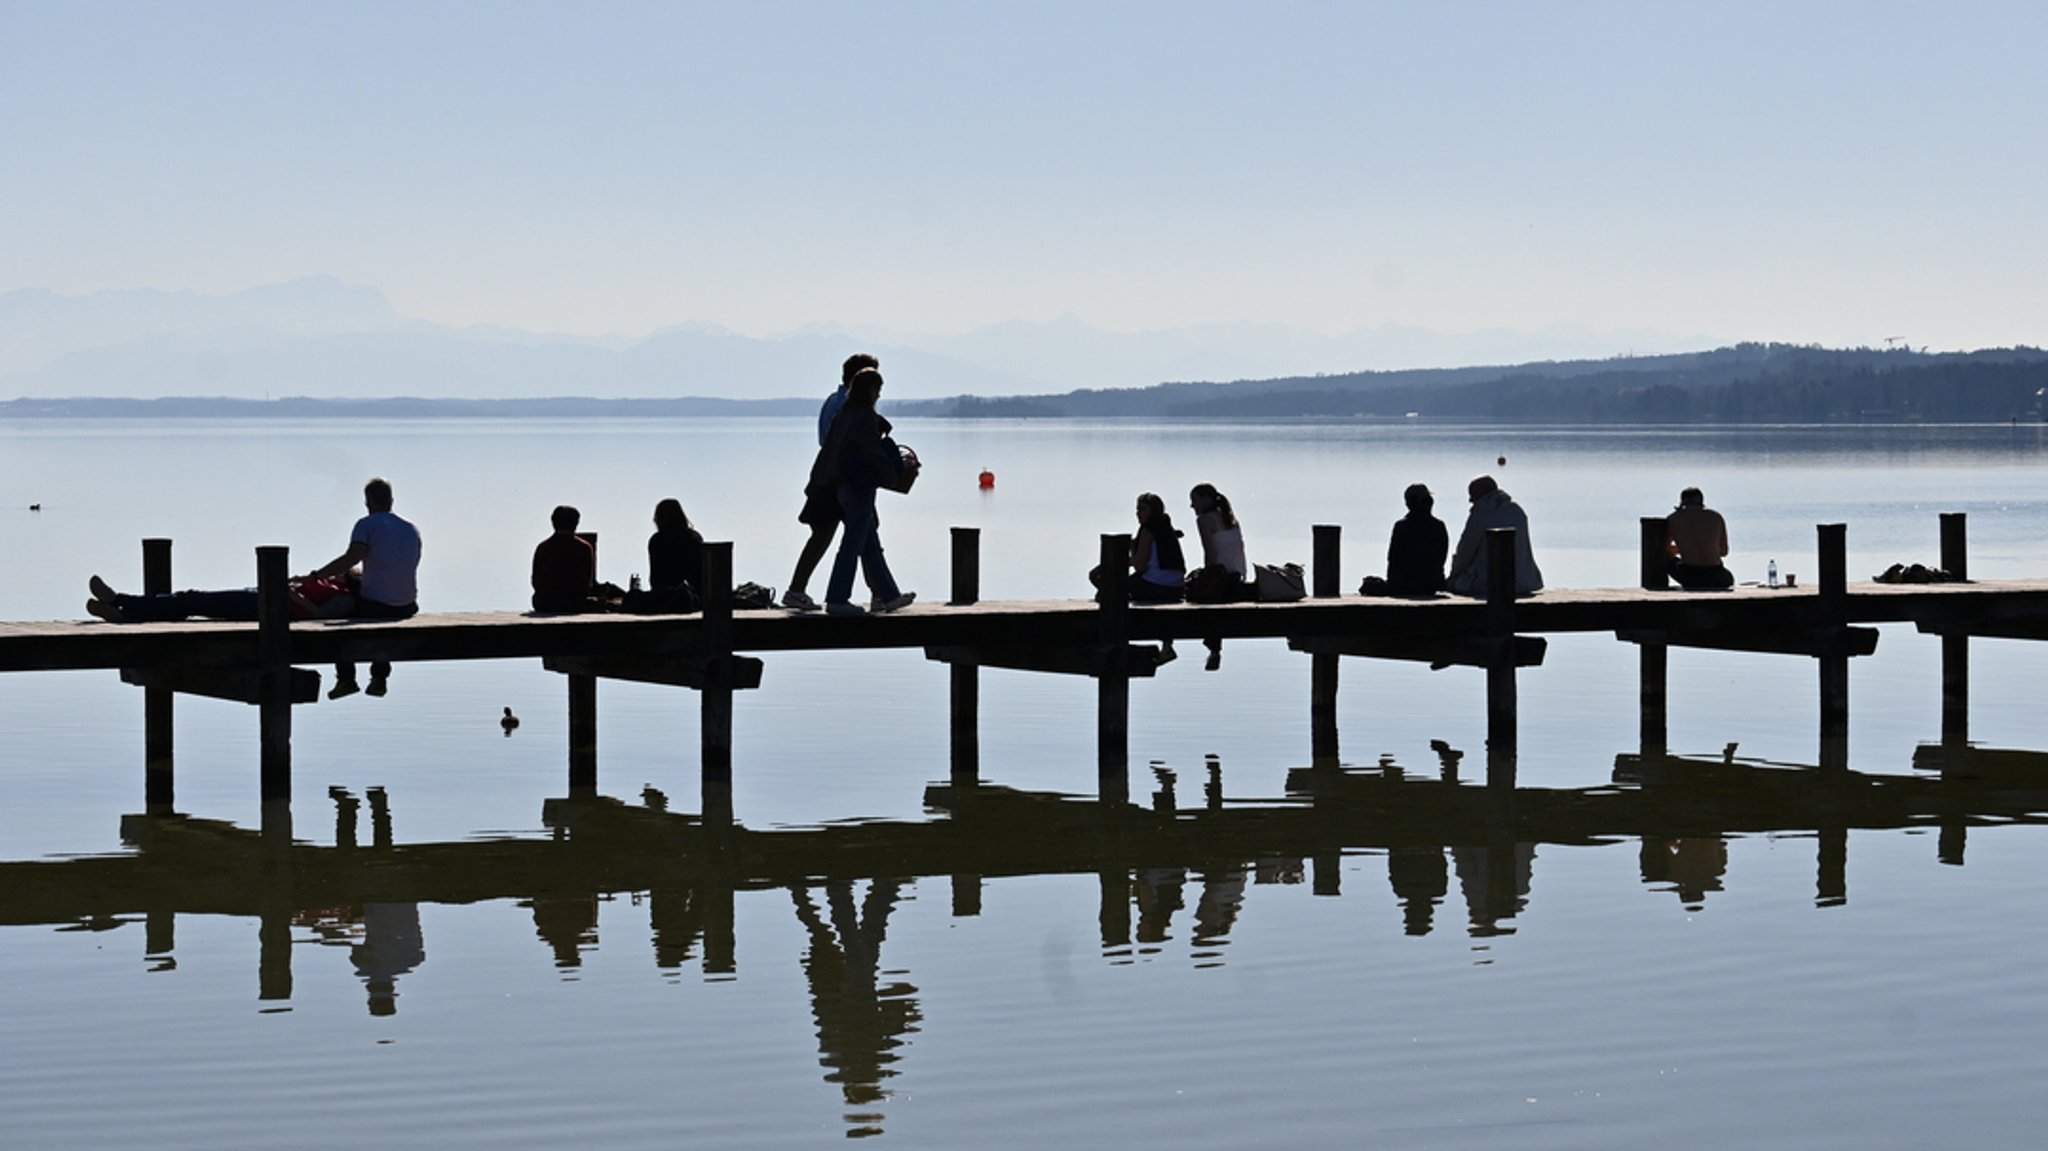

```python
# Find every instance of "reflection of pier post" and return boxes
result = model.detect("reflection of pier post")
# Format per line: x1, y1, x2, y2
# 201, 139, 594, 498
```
1097, 533, 1130, 808
1940, 513, 1969, 748
1311, 524, 1341, 766
1637, 517, 1669, 756
1099, 868, 1131, 949
142, 538, 175, 814
1485, 529, 1518, 789
701, 543, 735, 829
1817, 524, 1849, 767
950, 527, 980, 786
257, 546, 293, 842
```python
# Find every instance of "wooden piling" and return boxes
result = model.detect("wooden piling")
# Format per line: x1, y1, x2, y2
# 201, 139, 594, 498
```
950, 528, 981, 786
1310, 525, 1342, 765
701, 542, 735, 828
142, 538, 174, 813
1940, 513, 1969, 747
1312, 524, 1341, 598
1638, 517, 1669, 755
1817, 524, 1849, 752
1484, 529, 1518, 788
1097, 533, 1131, 808
256, 546, 292, 805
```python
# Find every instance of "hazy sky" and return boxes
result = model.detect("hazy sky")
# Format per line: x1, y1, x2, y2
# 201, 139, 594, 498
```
4, 1, 2043, 349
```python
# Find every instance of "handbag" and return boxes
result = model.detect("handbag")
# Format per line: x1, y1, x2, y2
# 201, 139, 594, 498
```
1253, 561, 1307, 602
879, 443, 920, 494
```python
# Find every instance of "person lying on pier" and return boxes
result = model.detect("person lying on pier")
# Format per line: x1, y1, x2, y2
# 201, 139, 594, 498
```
1446, 475, 1543, 597
1665, 486, 1734, 589
305, 476, 422, 699
1361, 482, 1449, 596
619, 497, 703, 614
1185, 483, 1251, 670
531, 505, 609, 613
812, 367, 916, 617
783, 353, 879, 612
85, 571, 358, 623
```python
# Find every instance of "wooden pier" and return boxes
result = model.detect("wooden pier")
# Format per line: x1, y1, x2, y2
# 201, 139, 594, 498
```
3, 513, 2047, 828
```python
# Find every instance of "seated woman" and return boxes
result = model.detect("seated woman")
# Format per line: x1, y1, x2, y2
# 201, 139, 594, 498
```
1186, 483, 1250, 669
86, 571, 357, 623
1380, 483, 1449, 595
628, 497, 704, 613
1092, 491, 1187, 603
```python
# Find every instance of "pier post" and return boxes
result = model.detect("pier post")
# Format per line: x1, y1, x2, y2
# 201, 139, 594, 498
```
1940, 513, 1969, 748
1484, 529, 1518, 788
142, 538, 175, 813
1310, 525, 1341, 766
1816, 523, 1849, 761
1097, 533, 1131, 808
701, 543, 735, 829
950, 527, 981, 786
1312, 524, 1341, 598
256, 546, 293, 834
567, 533, 598, 794
1638, 517, 1669, 756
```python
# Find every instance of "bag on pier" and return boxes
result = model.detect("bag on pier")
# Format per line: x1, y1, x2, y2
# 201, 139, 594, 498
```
732, 582, 777, 609
1253, 562, 1306, 602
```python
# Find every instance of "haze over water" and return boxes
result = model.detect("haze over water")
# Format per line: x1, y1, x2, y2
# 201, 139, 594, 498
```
5, 416, 2048, 1147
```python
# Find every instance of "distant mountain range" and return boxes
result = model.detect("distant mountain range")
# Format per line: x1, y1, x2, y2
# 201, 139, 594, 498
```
0, 276, 1720, 402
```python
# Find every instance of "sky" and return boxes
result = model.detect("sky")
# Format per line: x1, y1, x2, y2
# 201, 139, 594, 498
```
3, 0, 2044, 350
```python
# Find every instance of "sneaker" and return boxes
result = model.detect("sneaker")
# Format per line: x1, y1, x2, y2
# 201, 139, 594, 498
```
85, 598, 122, 623
365, 677, 388, 698
328, 679, 360, 700
1154, 645, 1178, 666
782, 588, 819, 612
89, 574, 118, 603
871, 591, 916, 613
825, 601, 867, 617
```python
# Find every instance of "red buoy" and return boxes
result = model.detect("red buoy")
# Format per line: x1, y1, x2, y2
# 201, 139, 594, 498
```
978, 469, 995, 490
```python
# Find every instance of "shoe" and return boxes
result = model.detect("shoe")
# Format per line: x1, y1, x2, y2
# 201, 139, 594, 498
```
85, 598, 122, 623
1154, 645, 1178, 666
871, 591, 916, 613
89, 574, 117, 603
1205, 651, 1222, 672
328, 679, 360, 700
366, 678, 388, 698
782, 588, 819, 612
825, 601, 867, 617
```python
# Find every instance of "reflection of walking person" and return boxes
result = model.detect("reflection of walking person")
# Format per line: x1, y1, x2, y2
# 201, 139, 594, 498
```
789, 881, 921, 1135
813, 368, 916, 617
784, 353, 879, 612
306, 477, 421, 698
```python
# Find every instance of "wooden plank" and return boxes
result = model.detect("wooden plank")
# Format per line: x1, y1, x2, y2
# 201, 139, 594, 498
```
923, 644, 1164, 678
543, 653, 764, 690
119, 666, 322, 705
1616, 626, 1880, 658
1287, 634, 1547, 668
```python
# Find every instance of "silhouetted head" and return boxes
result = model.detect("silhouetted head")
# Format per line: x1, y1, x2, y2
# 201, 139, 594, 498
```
1467, 475, 1498, 503
1678, 486, 1704, 509
842, 353, 880, 386
653, 497, 691, 533
1189, 483, 1237, 528
551, 505, 580, 533
1404, 483, 1434, 514
364, 477, 394, 512
1136, 492, 1166, 522
848, 367, 884, 407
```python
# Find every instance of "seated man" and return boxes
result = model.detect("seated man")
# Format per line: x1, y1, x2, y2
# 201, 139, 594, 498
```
1666, 486, 1734, 589
531, 505, 598, 613
305, 476, 422, 698
1447, 475, 1543, 597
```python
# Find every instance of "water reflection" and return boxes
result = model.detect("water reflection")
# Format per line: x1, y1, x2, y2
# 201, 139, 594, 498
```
10, 740, 2048, 1131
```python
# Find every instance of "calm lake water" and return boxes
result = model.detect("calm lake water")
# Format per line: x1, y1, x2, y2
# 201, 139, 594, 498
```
4, 417, 2048, 1147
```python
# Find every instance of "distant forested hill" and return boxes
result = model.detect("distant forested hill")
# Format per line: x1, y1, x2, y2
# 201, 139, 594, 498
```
902, 344, 2048, 422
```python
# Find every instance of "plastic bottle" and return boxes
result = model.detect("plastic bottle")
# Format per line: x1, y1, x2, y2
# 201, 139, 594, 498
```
630, 573, 642, 593
1767, 560, 1778, 588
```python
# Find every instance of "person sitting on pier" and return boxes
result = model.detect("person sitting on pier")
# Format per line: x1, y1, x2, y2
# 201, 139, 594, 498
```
531, 505, 600, 613
1091, 491, 1188, 606
1665, 486, 1734, 589
305, 476, 422, 698
85, 571, 358, 623
621, 497, 703, 614
814, 367, 916, 617
1185, 483, 1250, 670
1363, 482, 1449, 596
783, 353, 879, 612
1447, 475, 1543, 597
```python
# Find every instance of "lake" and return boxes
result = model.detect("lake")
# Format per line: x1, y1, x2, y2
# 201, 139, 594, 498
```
4, 416, 2048, 1147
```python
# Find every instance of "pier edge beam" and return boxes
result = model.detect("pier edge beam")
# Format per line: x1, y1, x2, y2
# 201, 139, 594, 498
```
1310, 525, 1341, 766
949, 527, 981, 786
1638, 516, 1670, 756
142, 538, 174, 813
255, 546, 292, 840
701, 542, 736, 829
1816, 523, 1849, 767
568, 532, 599, 794
1940, 512, 1969, 748
1484, 528, 1518, 789
1097, 533, 1131, 808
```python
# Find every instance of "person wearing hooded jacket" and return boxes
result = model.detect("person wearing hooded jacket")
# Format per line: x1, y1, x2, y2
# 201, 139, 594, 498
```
1446, 475, 1543, 597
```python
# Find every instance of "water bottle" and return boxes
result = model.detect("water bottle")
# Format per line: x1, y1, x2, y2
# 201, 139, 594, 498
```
1767, 560, 1778, 588
629, 573, 642, 593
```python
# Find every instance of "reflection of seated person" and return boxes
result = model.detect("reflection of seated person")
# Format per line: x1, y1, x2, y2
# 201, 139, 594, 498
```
351, 901, 425, 1017
1640, 837, 1728, 908
86, 572, 356, 623
1665, 486, 1733, 589
1387, 845, 1449, 936
531, 505, 601, 613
